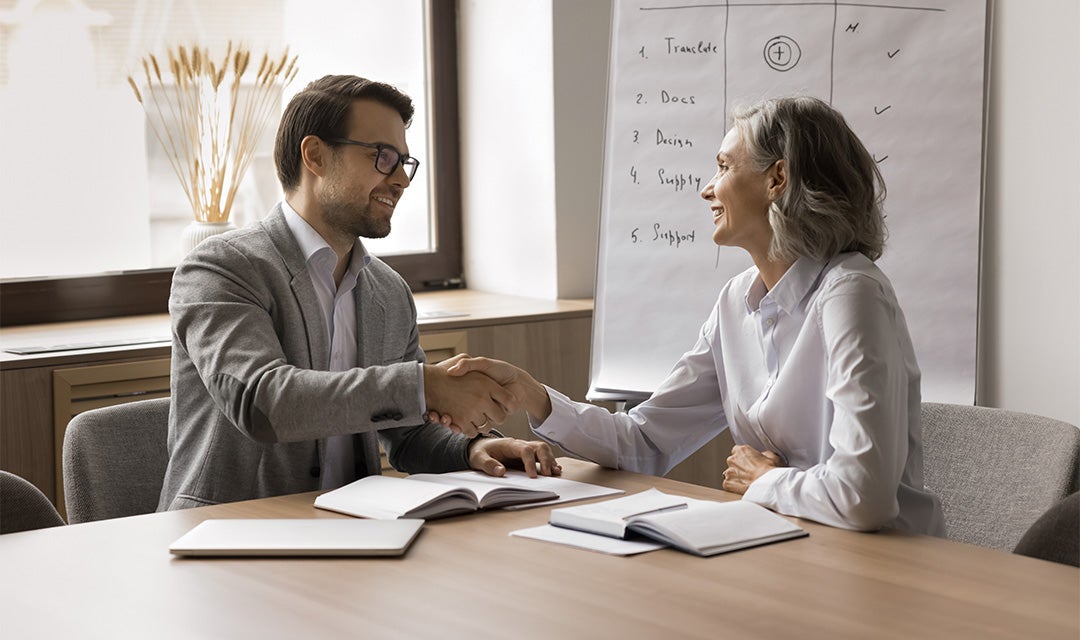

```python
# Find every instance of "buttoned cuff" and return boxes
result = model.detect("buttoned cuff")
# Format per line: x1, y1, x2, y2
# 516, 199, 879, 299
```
529, 385, 570, 434
742, 466, 787, 510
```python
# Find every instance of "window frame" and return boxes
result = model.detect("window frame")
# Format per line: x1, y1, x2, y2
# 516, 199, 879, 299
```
0, 0, 462, 327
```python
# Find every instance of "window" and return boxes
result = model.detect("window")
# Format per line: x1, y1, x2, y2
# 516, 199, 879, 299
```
0, 0, 461, 326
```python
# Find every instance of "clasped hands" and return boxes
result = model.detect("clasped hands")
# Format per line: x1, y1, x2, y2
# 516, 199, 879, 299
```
421, 351, 514, 436
424, 353, 553, 436
422, 354, 559, 478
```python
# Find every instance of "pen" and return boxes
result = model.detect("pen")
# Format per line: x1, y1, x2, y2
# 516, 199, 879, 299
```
621, 503, 689, 520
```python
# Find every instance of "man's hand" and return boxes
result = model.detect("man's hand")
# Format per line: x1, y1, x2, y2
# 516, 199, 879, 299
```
722, 445, 784, 495
423, 363, 516, 438
468, 437, 562, 478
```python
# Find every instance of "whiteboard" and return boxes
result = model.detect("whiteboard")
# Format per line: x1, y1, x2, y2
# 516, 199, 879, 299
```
590, 0, 989, 403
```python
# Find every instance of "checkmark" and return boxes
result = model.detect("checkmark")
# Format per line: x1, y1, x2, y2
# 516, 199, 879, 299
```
888, 48, 900, 58
874, 105, 892, 115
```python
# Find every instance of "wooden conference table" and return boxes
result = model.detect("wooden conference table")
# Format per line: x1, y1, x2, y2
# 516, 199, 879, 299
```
1, 459, 1076, 639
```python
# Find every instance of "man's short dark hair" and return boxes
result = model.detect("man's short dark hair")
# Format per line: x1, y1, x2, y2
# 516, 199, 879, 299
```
274, 75, 414, 192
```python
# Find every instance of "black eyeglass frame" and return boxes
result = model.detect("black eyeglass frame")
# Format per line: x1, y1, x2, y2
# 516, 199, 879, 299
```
326, 138, 420, 181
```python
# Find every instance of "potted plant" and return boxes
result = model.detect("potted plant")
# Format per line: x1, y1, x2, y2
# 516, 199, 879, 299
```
128, 42, 298, 252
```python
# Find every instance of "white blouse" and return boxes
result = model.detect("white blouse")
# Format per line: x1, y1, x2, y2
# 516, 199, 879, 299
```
533, 254, 945, 535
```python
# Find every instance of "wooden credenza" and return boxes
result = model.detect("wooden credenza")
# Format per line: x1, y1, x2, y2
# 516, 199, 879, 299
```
0, 291, 595, 509
0, 291, 604, 509
1, 289, 729, 512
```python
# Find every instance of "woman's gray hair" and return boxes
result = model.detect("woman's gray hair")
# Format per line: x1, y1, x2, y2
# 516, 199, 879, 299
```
732, 95, 887, 262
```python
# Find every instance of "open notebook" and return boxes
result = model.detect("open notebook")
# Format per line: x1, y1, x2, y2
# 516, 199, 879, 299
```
169, 519, 425, 557
513, 489, 808, 556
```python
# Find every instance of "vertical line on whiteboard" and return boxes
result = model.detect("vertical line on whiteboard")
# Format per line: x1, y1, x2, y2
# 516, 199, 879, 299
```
722, 0, 730, 128
829, 0, 837, 104
718, 0, 730, 270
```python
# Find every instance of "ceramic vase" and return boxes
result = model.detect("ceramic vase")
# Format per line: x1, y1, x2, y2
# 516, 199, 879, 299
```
180, 220, 237, 255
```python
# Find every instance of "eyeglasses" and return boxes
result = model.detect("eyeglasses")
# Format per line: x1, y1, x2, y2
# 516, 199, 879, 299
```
327, 138, 420, 181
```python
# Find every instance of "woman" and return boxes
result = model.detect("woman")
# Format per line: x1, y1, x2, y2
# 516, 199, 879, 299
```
438, 96, 945, 535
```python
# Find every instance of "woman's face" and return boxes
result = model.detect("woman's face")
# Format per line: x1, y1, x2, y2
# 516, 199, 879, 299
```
700, 127, 776, 256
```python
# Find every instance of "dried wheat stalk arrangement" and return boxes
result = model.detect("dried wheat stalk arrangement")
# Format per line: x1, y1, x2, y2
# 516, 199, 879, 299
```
128, 43, 298, 223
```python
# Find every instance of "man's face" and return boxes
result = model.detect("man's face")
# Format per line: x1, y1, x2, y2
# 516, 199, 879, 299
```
318, 98, 411, 239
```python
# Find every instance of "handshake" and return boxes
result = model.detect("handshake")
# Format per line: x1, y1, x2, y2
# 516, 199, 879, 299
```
421, 354, 553, 439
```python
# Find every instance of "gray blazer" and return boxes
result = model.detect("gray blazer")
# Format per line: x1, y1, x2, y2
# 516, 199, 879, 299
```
158, 205, 470, 510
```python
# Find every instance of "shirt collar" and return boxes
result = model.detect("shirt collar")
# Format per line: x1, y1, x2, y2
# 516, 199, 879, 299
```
280, 200, 371, 273
743, 256, 828, 315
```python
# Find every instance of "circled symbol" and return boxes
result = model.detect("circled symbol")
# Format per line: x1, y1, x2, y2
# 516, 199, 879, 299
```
763, 36, 801, 72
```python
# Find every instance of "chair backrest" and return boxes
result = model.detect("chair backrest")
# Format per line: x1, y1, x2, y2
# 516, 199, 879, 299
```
1, 470, 66, 533
921, 402, 1080, 551
62, 397, 171, 524
1012, 491, 1080, 567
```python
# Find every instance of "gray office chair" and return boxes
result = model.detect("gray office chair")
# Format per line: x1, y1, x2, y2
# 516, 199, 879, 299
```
1012, 491, 1079, 567
1, 470, 66, 533
921, 402, 1080, 551
62, 397, 171, 524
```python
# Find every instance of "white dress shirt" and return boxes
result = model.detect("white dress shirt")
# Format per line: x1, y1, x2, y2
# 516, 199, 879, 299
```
533, 253, 945, 535
281, 203, 428, 489
283, 202, 367, 489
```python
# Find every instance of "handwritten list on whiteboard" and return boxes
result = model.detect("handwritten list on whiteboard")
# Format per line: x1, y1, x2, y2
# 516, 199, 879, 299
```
591, 0, 988, 403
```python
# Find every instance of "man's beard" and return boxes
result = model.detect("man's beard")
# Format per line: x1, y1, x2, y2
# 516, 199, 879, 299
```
324, 200, 391, 239
318, 162, 394, 239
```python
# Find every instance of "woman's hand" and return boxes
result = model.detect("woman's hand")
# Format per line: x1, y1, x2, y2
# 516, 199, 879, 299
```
722, 444, 784, 495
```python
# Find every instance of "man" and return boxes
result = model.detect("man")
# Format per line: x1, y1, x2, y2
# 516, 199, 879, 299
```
158, 75, 557, 511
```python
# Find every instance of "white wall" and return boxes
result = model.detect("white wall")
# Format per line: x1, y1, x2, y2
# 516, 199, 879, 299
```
458, 0, 609, 299
978, 0, 1080, 424
551, 0, 610, 299
458, 0, 1080, 424
458, 0, 559, 298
